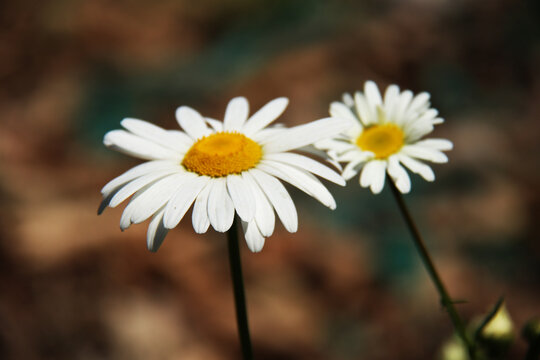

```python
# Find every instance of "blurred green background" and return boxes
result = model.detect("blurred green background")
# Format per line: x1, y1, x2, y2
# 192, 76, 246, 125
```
0, 0, 539, 359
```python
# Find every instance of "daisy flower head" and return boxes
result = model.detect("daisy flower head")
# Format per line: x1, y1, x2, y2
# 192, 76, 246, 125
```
315, 81, 453, 194
99, 97, 349, 253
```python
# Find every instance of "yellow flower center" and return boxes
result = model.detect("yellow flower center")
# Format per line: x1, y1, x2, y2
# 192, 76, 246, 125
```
182, 132, 262, 177
356, 124, 404, 159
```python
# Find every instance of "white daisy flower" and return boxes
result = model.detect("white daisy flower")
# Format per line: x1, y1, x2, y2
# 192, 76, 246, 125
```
99, 97, 349, 253
315, 81, 453, 194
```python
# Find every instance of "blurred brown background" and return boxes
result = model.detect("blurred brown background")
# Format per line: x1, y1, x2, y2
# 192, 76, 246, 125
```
0, 0, 539, 359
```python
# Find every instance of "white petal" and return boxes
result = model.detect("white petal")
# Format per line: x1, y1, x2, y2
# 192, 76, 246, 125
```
242, 171, 275, 237
191, 182, 212, 233
342, 93, 354, 107
207, 178, 235, 232
120, 117, 164, 139
326, 158, 343, 172
417, 108, 439, 123
359, 163, 373, 188
126, 173, 189, 224
338, 148, 373, 162
109, 169, 179, 208
296, 144, 346, 172
315, 138, 357, 154
330, 102, 361, 128
241, 221, 266, 253
401, 145, 448, 163
226, 175, 255, 222
120, 206, 133, 230
120, 118, 190, 152
98, 192, 115, 215
330, 104, 362, 139
415, 138, 453, 151
405, 122, 435, 143
249, 168, 297, 233
354, 92, 376, 126
364, 81, 383, 108
406, 108, 438, 128
205, 117, 223, 132
224, 97, 249, 131
384, 84, 399, 107
383, 84, 400, 114
104, 130, 178, 160
242, 97, 289, 136
393, 90, 413, 126
167, 130, 194, 146
101, 160, 178, 197
403, 109, 440, 142
398, 154, 435, 181
259, 161, 336, 209
407, 92, 430, 115
175, 106, 212, 140
341, 156, 368, 181
120, 184, 153, 230
387, 156, 411, 193
262, 117, 351, 154
360, 160, 387, 194
147, 207, 169, 252
264, 152, 345, 186
251, 126, 287, 143
163, 176, 210, 229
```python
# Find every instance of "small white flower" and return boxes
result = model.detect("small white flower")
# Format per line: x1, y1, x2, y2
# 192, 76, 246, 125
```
99, 97, 349, 252
315, 81, 453, 194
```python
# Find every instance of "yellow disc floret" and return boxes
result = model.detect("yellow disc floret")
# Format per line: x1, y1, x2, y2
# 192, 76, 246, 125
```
356, 124, 404, 159
182, 132, 262, 177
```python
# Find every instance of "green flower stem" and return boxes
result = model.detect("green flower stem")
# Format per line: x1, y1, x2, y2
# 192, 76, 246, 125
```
227, 217, 254, 360
387, 176, 475, 358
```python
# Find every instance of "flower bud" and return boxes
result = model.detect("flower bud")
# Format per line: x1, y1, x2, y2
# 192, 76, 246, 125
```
480, 303, 514, 342
440, 337, 468, 360
475, 302, 514, 358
